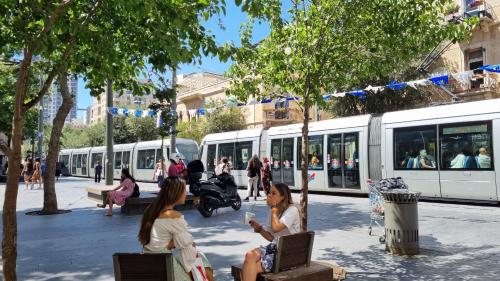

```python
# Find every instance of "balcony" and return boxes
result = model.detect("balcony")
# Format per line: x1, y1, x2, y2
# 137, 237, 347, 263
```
263, 107, 302, 128
463, 0, 495, 24
445, 72, 499, 101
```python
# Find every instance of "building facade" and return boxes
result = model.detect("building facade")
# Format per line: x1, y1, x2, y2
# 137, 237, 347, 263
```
430, 0, 500, 101
90, 82, 157, 125
42, 75, 78, 125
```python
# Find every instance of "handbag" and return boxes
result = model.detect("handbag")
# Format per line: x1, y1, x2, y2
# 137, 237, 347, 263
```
192, 252, 209, 281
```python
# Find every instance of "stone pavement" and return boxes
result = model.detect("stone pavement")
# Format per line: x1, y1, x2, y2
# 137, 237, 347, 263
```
1, 177, 500, 280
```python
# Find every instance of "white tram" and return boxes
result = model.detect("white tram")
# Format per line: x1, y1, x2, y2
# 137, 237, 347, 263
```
59, 138, 198, 182
200, 99, 500, 202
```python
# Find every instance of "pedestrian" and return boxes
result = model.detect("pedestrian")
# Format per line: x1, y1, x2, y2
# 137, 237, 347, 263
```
245, 155, 262, 201
94, 160, 103, 183
175, 156, 188, 180
55, 162, 62, 181
241, 183, 301, 280
168, 156, 179, 178
22, 157, 34, 190
138, 177, 215, 281
97, 168, 136, 216
31, 158, 42, 189
261, 157, 272, 195
153, 158, 167, 187
215, 157, 231, 176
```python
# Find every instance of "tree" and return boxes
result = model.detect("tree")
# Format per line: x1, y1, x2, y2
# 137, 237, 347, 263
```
205, 108, 247, 134
177, 120, 207, 144
0, 0, 282, 278
113, 115, 137, 144
125, 116, 159, 142
228, 0, 477, 231
85, 122, 105, 147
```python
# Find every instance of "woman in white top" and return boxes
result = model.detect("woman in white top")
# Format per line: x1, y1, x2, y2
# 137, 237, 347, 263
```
242, 183, 301, 281
138, 177, 214, 281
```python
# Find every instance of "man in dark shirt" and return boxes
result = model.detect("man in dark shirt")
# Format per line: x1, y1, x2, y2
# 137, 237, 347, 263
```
95, 161, 103, 183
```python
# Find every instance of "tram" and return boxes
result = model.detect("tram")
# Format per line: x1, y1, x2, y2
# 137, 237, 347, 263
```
59, 138, 198, 182
200, 99, 500, 202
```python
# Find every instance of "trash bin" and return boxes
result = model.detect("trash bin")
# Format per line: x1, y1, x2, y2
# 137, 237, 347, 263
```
382, 190, 421, 255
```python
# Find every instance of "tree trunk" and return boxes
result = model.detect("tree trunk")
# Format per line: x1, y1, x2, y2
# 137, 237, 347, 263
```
2, 55, 33, 281
42, 71, 73, 214
300, 106, 310, 232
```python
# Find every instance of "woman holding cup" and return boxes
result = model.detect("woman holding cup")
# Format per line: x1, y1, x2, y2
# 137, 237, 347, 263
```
241, 183, 301, 281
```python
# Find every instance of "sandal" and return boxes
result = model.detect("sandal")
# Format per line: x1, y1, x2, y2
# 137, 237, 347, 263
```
97, 204, 105, 208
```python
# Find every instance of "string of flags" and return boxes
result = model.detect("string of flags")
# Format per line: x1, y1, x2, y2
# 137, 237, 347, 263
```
107, 64, 500, 118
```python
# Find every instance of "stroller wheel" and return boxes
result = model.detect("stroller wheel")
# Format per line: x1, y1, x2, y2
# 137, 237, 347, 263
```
379, 235, 386, 244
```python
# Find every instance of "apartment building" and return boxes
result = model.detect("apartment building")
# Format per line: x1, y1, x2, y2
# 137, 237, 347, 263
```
42, 76, 78, 125
90, 81, 156, 125
428, 0, 500, 101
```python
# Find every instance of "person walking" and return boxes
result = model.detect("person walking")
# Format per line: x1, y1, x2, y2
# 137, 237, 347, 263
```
245, 155, 262, 201
31, 158, 42, 189
94, 160, 103, 183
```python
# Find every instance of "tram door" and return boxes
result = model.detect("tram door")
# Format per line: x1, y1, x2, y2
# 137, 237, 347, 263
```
270, 138, 295, 187
327, 133, 360, 189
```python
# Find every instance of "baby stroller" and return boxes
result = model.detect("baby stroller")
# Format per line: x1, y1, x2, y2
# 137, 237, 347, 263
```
367, 177, 408, 243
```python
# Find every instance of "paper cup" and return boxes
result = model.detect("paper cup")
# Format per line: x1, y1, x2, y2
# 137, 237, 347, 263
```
244, 211, 255, 225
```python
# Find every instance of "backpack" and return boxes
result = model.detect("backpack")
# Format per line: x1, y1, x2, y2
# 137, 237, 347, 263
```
131, 183, 140, 198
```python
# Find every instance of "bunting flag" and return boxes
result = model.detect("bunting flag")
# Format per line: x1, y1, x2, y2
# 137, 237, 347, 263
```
198, 108, 206, 116
429, 75, 449, 86
387, 80, 408, 91
479, 64, 500, 73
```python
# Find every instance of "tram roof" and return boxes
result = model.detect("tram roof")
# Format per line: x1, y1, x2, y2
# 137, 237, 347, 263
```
268, 114, 371, 136
382, 98, 500, 124
203, 128, 263, 142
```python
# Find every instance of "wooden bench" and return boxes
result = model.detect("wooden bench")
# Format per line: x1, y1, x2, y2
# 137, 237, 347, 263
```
113, 253, 174, 281
87, 186, 195, 215
231, 231, 336, 281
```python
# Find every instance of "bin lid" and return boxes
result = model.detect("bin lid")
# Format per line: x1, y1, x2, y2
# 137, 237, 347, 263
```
382, 190, 421, 203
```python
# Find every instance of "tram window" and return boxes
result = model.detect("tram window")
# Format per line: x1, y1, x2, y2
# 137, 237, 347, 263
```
114, 152, 122, 169
76, 154, 82, 168
82, 155, 87, 175
207, 145, 217, 172
235, 142, 252, 170
394, 126, 437, 170
71, 155, 77, 174
91, 153, 103, 168
298, 136, 324, 170
122, 151, 131, 169
218, 143, 235, 168
440, 121, 493, 170
137, 149, 156, 169
177, 143, 198, 163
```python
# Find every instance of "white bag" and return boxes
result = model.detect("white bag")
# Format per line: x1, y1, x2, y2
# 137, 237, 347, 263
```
192, 252, 209, 281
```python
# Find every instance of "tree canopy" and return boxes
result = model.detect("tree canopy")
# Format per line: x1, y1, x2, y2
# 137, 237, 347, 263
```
227, 0, 478, 230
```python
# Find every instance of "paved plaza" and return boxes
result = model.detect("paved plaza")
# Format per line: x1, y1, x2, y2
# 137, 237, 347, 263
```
1, 177, 500, 280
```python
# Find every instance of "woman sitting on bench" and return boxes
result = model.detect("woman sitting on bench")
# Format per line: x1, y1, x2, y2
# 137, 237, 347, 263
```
243, 183, 301, 281
138, 177, 215, 281
97, 168, 136, 216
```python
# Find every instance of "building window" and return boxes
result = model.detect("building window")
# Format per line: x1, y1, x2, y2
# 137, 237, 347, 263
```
394, 126, 437, 170
440, 121, 493, 170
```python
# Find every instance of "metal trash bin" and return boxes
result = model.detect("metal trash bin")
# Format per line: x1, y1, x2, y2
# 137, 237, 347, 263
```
382, 190, 421, 255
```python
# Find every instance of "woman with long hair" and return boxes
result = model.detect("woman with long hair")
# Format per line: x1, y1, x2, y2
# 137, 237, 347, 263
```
138, 177, 214, 281
241, 183, 301, 281
245, 155, 262, 201
97, 168, 136, 216
261, 157, 272, 195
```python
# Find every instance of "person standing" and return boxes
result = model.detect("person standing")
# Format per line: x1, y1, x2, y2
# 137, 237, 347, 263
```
31, 158, 42, 189
22, 157, 34, 190
245, 155, 262, 201
153, 158, 167, 187
95, 160, 103, 183
261, 157, 272, 195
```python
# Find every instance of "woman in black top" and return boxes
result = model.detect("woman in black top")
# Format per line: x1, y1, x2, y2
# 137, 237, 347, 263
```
245, 155, 262, 201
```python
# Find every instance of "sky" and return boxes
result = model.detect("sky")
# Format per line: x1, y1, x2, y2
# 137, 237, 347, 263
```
77, 1, 279, 117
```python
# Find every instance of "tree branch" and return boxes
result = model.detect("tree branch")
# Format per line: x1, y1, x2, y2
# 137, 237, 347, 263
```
29, 0, 74, 54
22, 0, 103, 111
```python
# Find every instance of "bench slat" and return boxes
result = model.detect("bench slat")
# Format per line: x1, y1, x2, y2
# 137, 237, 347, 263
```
231, 262, 334, 281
